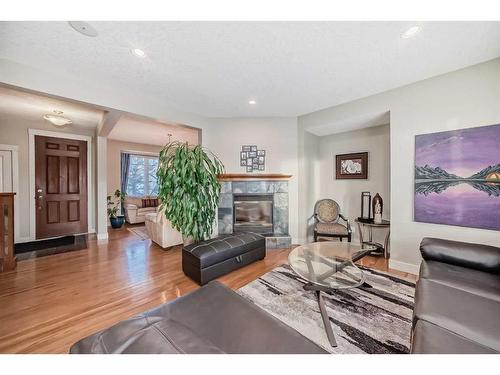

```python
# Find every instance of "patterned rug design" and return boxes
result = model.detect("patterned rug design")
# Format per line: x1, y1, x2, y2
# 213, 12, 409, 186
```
128, 226, 150, 240
237, 264, 415, 354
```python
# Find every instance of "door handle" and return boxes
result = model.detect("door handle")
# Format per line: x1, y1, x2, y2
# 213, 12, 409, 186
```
35, 187, 43, 210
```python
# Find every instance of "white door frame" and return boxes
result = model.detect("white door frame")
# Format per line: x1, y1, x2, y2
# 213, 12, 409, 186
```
28, 129, 94, 241
0, 144, 20, 242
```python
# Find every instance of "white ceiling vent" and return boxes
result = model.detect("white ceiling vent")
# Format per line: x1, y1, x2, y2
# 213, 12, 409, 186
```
68, 21, 98, 37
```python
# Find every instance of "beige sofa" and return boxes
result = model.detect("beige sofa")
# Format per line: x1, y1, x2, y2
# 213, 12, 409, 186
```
124, 196, 159, 224
145, 212, 183, 249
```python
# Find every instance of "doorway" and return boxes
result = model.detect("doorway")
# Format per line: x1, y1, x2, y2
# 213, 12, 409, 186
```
34, 135, 88, 239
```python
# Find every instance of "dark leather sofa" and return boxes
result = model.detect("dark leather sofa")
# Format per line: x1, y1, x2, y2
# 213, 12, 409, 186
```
411, 237, 500, 353
70, 281, 327, 354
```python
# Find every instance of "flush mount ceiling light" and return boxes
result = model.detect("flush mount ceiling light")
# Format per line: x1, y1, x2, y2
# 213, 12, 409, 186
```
401, 25, 421, 39
248, 100, 257, 105
43, 110, 73, 127
68, 21, 98, 37
131, 48, 146, 58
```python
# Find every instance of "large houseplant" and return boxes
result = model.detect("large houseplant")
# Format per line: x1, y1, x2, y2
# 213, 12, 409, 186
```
157, 141, 224, 242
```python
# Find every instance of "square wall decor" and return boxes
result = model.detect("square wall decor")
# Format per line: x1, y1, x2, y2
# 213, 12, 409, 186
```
414, 123, 500, 230
240, 145, 266, 172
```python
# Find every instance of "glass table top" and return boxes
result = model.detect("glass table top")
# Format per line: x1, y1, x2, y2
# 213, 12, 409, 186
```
288, 242, 376, 290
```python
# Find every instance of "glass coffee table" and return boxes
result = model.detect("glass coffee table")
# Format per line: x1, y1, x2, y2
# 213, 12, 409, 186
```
288, 241, 376, 347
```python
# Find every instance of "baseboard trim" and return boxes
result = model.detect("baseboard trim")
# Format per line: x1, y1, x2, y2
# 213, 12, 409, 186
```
96, 233, 109, 241
389, 259, 420, 275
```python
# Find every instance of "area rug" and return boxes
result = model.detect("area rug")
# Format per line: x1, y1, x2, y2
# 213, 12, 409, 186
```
128, 226, 150, 240
237, 264, 415, 354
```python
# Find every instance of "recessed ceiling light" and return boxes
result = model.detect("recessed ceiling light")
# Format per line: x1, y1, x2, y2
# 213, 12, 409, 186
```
248, 100, 257, 105
131, 48, 146, 58
43, 110, 72, 127
401, 25, 421, 39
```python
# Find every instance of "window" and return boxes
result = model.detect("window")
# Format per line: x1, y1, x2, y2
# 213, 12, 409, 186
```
125, 154, 159, 196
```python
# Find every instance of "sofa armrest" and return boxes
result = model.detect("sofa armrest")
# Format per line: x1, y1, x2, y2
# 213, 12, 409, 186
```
125, 204, 138, 210
420, 237, 500, 274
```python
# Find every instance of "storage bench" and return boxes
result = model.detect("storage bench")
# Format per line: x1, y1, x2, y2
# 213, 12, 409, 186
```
182, 232, 266, 285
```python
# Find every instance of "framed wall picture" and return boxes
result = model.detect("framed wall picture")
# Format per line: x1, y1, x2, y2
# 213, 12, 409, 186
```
240, 145, 266, 172
414, 123, 500, 231
335, 152, 368, 179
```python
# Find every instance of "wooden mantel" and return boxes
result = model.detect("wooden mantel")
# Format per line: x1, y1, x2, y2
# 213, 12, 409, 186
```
218, 173, 292, 181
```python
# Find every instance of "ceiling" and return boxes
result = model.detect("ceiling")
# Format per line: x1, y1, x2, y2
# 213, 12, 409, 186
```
0, 85, 104, 128
1, 21, 500, 118
108, 115, 199, 146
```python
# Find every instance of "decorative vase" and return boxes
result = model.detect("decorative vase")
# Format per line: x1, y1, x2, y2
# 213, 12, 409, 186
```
372, 193, 383, 224
110, 216, 125, 229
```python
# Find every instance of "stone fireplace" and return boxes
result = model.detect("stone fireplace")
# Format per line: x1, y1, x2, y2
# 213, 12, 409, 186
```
233, 193, 274, 234
218, 174, 292, 248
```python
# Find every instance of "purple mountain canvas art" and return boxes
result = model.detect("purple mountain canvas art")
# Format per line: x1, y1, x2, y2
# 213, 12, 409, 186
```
414, 123, 500, 231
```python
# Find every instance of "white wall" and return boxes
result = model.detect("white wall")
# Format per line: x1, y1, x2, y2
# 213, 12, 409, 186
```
204, 117, 299, 242
0, 112, 96, 241
299, 58, 500, 274
318, 124, 390, 243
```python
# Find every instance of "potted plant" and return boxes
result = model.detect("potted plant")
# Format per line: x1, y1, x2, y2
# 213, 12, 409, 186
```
157, 141, 224, 243
107, 189, 127, 229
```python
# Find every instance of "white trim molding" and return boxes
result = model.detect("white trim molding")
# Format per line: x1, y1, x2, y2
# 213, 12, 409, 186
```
28, 129, 94, 240
0, 144, 20, 242
389, 259, 421, 275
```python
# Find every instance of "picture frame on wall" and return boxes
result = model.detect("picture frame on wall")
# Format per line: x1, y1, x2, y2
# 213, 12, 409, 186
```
250, 146, 257, 152
335, 152, 368, 179
248, 151, 257, 158
246, 166, 253, 172
240, 159, 247, 166
240, 151, 247, 159
242, 145, 251, 152
257, 150, 266, 156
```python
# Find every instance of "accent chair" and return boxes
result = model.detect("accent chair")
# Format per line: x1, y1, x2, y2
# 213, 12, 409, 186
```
313, 199, 352, 242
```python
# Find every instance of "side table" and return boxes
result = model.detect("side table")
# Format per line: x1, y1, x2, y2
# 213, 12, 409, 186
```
355, 219, 390, 259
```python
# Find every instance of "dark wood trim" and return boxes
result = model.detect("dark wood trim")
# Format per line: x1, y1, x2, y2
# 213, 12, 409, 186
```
0, 193, 16, 273
218, 173, 292, 181
335, 152, 368, 180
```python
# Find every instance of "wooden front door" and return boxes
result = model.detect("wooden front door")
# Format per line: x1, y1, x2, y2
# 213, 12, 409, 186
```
35, 135, 88, 239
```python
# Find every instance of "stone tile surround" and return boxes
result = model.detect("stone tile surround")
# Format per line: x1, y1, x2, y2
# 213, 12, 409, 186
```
218, 180, 290, 249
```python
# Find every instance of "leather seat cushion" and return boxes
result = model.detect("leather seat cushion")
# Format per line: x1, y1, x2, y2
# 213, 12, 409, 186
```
420, 260, 500, 302
70, 281, 326, 354
315, 222, 348, 235
412, 319, 497, 354
71, 316, 224, 354
183, 232, 265, 268
414, 278, 500, 351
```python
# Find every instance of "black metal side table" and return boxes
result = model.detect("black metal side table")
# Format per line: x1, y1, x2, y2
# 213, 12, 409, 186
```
355, 219, 390, 259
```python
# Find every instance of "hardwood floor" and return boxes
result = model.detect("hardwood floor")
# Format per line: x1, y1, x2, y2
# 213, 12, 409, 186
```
0, 226, 415, 354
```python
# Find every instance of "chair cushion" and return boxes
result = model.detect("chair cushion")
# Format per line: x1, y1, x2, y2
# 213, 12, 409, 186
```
420, 260, 500, 302
412, 319, 497, 354
414, 277, 500, 351
183, 232, 265, 268
125, 196, 143, 208
315, 222, 348, 235
137, 207, 157, 215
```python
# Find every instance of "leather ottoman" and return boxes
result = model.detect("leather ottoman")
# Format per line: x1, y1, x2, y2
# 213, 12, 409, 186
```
182, 232, 266, 285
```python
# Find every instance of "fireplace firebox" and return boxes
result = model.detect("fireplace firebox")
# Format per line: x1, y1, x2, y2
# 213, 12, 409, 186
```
233, 194, 273, 234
